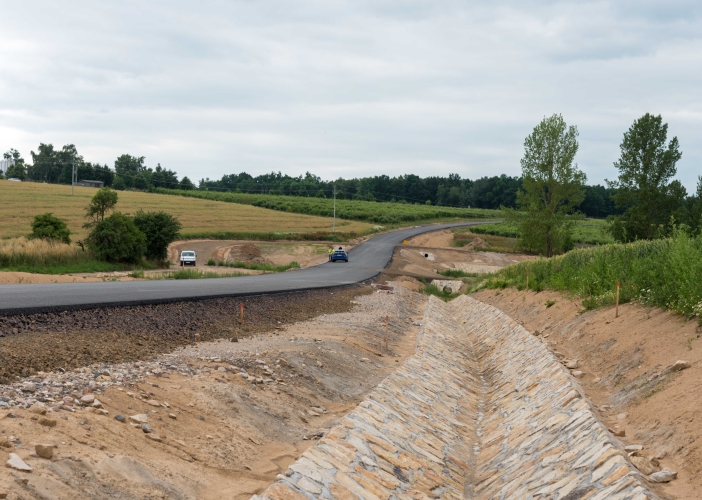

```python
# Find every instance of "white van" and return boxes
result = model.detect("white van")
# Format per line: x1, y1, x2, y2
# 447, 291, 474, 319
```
180, 250, 197, 267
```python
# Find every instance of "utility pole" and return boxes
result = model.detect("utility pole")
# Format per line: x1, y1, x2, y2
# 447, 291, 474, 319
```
71, 158, 76, 195
333, 185, 337, 232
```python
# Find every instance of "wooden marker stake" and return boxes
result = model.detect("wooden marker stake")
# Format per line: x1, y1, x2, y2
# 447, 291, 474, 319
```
526, 272, 529, 291
239, 302, 245, 323
385, 315, 389, 350
615, 281, 620, 318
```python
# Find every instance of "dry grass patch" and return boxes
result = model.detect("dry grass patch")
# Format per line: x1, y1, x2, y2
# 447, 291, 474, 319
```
0, 182, 373, 240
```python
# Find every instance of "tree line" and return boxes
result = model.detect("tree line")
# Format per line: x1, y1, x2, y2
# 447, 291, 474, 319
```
506, 113, 702, 256
3, 144, 624, 218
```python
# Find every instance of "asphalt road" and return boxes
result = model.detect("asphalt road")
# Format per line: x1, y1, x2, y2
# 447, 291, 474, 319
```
0, 222, 484, 314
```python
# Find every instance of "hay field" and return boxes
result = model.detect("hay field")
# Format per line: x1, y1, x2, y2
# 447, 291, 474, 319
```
0, 181, 373, 240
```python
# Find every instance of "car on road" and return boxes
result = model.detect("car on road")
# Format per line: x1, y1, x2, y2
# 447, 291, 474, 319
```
331, 248, 348, 262
180, 250, 197, 267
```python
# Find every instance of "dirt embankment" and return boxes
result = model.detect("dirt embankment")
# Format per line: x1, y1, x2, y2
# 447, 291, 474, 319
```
0, 286, 373, 381
0, 284, 425, 499
474, 288, 701, 500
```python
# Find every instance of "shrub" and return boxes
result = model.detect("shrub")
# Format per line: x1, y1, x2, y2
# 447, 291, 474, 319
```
207, 258, 216, 266
86, 212, 146, 263
133, 210, 182, 261
29, 213, 71, 244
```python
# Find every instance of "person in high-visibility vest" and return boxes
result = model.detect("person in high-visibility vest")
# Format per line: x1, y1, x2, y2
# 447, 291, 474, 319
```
328, 247, 333, 261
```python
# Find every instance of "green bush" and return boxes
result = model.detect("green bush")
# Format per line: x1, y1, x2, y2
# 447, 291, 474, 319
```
28, 213, 71, 244
86, 212, 146, 264
207, 258, 216, 266
133, 210, 182, 261
480, 230, 702, 318
438, 269, 478, 278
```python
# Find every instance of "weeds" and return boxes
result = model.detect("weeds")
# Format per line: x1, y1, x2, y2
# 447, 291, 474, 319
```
479, 230, 702, 320
207, 258, 216, 266
421, 283, 461, 301
545, 300, 556, 308
438, 269, 479, 278
147, 269, 248, 280
216, 261, 301, 272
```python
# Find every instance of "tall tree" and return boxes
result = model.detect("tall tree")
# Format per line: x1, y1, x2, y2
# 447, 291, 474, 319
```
504, 114, 586, 257
114, 154, 146, 188
3, 148, 27, 180
607, 114, 684, 241
85, 187, 119, 224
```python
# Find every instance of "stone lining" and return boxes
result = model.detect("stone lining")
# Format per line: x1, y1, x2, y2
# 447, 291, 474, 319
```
253, 296, 657, 499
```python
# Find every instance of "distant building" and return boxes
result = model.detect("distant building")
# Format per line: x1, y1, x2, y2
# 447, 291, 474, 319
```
76, 180, 104, 188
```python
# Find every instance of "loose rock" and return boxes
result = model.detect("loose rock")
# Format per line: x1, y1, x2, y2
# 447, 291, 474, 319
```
649, 468, 677, 483
35, 444, 54, 459
38, 417, 57, 427
6, 453, 32, 472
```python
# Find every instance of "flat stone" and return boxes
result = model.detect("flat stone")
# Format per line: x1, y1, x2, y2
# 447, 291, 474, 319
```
130, 414, 148, 424
6, 453, 32, 471
571, 370, 584, 378
616, 413, 628, 420
146, 399, 160, 407
21, 383, 36, 393
624, 445, 643, 452
80, 394, 95, 404
114, 415, 126, 422
649, 468, 677, 483
145, 434, 162, 442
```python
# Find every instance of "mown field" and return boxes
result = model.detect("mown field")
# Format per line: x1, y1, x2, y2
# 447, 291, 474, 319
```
0, 181, 374, 241
468, 219, 614, 245
477, 231, 702, 320
155, 188, 500, 224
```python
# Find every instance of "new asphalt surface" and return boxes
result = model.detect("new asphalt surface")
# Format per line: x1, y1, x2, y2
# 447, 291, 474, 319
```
0, 222, 484, 314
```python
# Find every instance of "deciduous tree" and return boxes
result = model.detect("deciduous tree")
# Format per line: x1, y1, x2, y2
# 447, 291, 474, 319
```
504, 114, 586, 257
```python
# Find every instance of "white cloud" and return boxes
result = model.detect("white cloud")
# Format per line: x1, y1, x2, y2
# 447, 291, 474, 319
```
0, 0, 700, 191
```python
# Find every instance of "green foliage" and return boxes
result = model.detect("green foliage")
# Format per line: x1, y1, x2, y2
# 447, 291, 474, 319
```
154, 188, 498, 224
86, 212, 147, 264
207, 258, 216, 266
85, 187, 119, 223
608, 114, 685, 242
180, 230, 355, 242
29, 213, 71, 244
503, 114, 586, 257
217, 260, 301, 272
545, 300, 556, 308
437, 269, 478, 278
480, 230, 702, 318
470, 220, 614, 245
132, 210, 182, 261
112, 176, 126, 190
4, 162, 27, 180
180, 176, 195, 190
148, 269, 247, 280
421, 283, 461, 301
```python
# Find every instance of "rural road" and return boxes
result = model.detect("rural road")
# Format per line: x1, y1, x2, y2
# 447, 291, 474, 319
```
0, 222, 484, 314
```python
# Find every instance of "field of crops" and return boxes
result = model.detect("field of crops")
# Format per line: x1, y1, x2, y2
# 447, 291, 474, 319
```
0, 181, 373, 241
155, 188, 500, 224
479, 231, 702, 319
468, 219, 614, 245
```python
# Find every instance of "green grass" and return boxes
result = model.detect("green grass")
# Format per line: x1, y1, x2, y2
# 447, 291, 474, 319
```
155, 188, 500, 225
475, 231, 702, 319
215, 260, 301, 273
146, 269, 249, 280
438, 269, 479, 278
469, 219, 614, 245
3, 261, 129, 275
421, 283, 461, 301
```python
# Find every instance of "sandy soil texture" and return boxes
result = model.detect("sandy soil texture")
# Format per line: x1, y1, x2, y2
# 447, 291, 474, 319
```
474, 288, 702, 500
385, 229, 533, 281
0, 284, 424, 499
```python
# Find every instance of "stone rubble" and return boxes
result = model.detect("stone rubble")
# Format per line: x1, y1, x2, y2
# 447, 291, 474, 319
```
254, 296, 658, 499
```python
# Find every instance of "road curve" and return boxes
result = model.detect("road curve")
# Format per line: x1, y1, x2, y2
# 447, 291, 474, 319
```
0, 222, 485, 315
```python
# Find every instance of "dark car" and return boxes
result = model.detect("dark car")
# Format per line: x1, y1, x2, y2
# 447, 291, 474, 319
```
331, 248, 348, 262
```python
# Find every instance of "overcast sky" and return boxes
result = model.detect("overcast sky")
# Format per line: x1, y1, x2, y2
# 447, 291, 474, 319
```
1, 1, 700, 190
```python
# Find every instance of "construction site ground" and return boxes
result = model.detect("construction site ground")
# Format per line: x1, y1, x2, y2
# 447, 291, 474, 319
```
0, 236, 699, 499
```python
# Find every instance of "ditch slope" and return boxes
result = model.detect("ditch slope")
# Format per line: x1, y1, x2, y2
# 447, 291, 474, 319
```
256, 296, 658, 499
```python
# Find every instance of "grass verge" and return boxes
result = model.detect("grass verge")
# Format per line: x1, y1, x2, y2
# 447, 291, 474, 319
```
134, 269, 249, 280
215, 261, 301, 272
473, 230, 702, 320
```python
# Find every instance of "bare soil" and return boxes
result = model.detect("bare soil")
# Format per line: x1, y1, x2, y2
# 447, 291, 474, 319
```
0, 284, 424, 499
474, 288, 702, 500
385, 229, 533, 282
